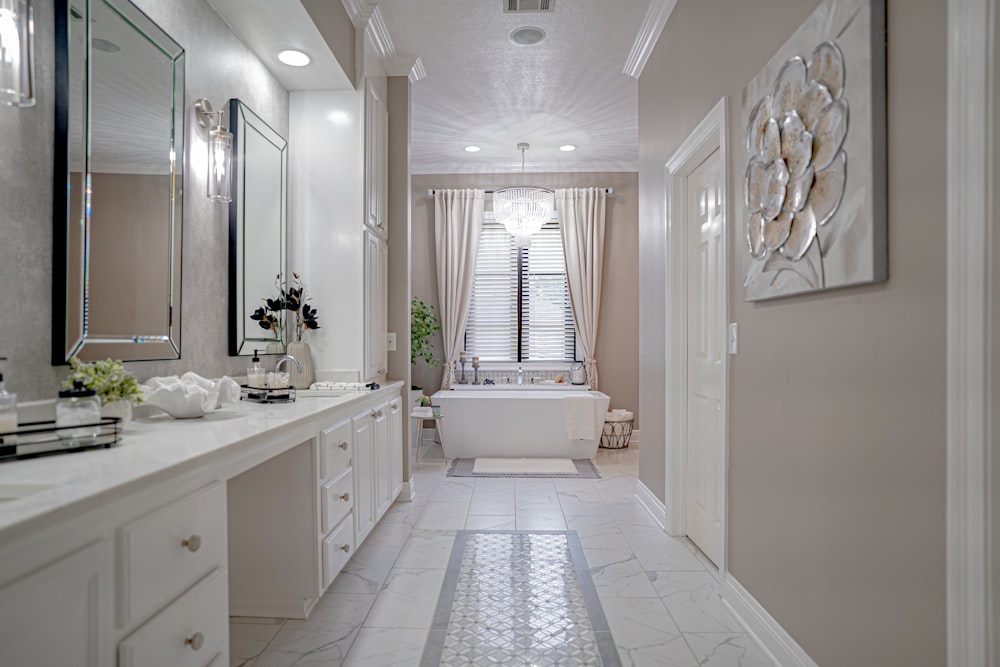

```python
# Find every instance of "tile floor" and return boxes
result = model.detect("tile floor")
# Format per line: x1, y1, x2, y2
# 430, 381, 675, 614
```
231, 440, 774, 666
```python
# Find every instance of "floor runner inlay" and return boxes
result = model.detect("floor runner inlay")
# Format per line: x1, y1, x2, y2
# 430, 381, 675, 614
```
447, 458, 601, 479
421, 530, 621, 666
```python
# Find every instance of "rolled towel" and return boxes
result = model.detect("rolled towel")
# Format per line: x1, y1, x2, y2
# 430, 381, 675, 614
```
606, 409, 634, 422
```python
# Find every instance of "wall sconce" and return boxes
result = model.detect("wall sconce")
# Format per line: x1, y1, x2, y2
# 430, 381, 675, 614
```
0, 0, 35, 107
194, 98, 232, 203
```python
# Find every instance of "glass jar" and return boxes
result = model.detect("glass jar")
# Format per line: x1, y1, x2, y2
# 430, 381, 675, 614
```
56, 381, 102, 442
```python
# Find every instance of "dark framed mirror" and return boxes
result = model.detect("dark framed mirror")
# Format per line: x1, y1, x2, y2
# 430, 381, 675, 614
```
228, 99, 287, 356
53, 0, 185, 363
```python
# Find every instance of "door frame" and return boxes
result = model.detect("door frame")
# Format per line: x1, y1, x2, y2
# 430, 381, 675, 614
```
946, 0, 997, 664
664, 97, 729, 573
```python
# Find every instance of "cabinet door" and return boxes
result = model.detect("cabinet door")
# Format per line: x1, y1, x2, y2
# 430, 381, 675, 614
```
352, 411, 376, 545
373, 402, 391, 518
364, 81, 388, 239
388, 396, 403, 499
363, 231, 387, 382
0, 540, 113, 667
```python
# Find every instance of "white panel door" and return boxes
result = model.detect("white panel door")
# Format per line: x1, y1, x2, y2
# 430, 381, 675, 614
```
352, 411, 376, 545
363, 231, 387, 381
685, 148, 724, 566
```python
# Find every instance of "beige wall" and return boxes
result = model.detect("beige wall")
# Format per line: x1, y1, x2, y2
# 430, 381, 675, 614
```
638, 0, 946, 664
411, 172, 640, 425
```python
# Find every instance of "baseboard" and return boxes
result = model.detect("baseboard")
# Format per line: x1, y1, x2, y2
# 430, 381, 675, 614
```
230, 595, 317, 620
629, 428, 640, 446
721, 575, 819, 667
634, 480, 667, 530
397, 480, 415, 502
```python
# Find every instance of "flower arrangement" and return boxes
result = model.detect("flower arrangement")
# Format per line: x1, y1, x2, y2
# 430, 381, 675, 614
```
411, 298, 441, 366
250, 274, 286, 340
62, 357, 143, 406
285, 273, 321, 343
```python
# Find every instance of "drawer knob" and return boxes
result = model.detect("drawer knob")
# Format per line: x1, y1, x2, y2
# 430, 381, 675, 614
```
339, 544, 351, 553
182, 535, 202, 553
339, 441, 348, 451
185, 632, 205, 651
339, 492, 350, 502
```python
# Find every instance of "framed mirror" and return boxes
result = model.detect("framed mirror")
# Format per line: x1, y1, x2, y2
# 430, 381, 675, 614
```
53, 0, 185, 363
228, 99, 288, 356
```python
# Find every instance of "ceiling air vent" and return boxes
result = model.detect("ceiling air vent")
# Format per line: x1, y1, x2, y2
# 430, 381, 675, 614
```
505, 0, 553, 13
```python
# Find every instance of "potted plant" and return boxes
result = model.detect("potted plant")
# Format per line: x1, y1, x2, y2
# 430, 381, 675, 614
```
284, 273, 320, 388
62, 357, 142, 427
410, 297, 440, 397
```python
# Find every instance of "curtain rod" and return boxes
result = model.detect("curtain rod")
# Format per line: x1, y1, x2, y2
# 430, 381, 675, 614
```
426, 187, 614, 198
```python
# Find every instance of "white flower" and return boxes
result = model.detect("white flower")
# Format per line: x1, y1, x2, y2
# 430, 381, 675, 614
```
745, 42, 848, 262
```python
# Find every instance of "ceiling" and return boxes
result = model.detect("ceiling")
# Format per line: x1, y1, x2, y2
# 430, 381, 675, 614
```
211, 0, 654, 175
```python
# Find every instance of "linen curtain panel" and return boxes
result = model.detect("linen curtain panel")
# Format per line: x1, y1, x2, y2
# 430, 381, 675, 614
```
555, 187, 607, 390
434, 189, 485, 389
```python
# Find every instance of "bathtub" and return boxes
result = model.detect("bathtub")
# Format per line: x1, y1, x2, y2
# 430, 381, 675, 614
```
430, 389, 611, 459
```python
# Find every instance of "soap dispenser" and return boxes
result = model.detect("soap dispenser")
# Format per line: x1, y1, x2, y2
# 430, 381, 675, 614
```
247, 350, 266, 389
0, 357, 17, 447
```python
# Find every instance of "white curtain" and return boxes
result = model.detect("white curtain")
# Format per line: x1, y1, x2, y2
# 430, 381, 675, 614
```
556, 187, 607, 390
434, 189, 485, 389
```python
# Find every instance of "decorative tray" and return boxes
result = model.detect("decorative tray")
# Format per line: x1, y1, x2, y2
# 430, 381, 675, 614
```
0, 418, 122, 462
240, 385, 297, 404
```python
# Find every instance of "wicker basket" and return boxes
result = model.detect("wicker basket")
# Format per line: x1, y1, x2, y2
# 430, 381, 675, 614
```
599, 418, 633, 449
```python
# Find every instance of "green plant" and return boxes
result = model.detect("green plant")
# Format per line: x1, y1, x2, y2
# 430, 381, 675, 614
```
411, 298, 441, 367
62, 357, 143, 406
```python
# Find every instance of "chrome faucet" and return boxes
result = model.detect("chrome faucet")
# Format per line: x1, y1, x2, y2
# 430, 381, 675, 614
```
274, 355, 303, 373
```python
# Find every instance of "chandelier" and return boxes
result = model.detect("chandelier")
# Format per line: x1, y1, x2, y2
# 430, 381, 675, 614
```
493, 143, 554, 247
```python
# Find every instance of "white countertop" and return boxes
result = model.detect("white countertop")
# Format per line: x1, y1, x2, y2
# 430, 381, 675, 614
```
0, 381, 403, 540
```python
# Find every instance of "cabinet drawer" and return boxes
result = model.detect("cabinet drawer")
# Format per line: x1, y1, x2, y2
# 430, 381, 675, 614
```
321, 515, 354, 590
119, 567, 228, 667
321, 468, 354, 535
118, 483, 226, 628
320, 419, 353, 480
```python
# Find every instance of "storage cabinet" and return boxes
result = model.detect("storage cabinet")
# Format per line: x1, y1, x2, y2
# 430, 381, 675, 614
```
0, 540, 113, 667
352, 409, 377, 545
364, 230, 388, 382
364, 80, 388, 240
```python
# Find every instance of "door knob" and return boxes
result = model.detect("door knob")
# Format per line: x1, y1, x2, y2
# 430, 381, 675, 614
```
339, 492, 350, 502
339, 543, 351, 553
182, 535, 202, 553
339, 441, 348, 451
185, 632, 205, 651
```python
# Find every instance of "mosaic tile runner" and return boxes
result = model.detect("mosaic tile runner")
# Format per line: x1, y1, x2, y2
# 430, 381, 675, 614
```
446, 458, 601, 479
421, 530, 621, 666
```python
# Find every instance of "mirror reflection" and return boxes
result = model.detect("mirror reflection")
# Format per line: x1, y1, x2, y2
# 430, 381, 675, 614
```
54, 0, 184, 362
228, 99, 287, 356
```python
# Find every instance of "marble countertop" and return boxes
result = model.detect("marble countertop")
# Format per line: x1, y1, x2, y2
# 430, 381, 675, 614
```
0, 381, 404, 539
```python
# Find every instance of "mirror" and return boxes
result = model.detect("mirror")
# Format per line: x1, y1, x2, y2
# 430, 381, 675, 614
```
228, 99, 288, 356
53, 0, 185, 363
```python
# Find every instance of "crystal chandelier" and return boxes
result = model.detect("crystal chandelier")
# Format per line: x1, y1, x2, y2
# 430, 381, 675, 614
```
493, 143, 553, 247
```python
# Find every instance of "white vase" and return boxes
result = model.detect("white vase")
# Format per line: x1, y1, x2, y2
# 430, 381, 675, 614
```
101, 400, 132, 430
287, 341, 315, 389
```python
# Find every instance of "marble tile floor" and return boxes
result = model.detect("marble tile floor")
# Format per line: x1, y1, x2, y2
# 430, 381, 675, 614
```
231, 443, 774, 667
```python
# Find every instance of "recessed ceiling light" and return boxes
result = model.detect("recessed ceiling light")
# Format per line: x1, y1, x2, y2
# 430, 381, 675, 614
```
560, 145, 577, 152
510, 26, 546, 46
277, 50, 311, 67
464, 145, 481, 152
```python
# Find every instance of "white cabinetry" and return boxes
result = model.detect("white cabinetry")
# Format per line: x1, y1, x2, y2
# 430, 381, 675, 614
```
365, 80, 388, 240
0, 540, 113, 667
389, 398, 404, 499
352, 396, 403, 545
364, 230, 388, 382
352, 408, 376, 545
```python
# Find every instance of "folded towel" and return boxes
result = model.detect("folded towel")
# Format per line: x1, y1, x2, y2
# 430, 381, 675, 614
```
565, 395, 596, 440
411, 407, 434, 418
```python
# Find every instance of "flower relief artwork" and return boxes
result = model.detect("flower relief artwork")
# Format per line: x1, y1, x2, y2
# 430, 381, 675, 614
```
742, 0, 886, 301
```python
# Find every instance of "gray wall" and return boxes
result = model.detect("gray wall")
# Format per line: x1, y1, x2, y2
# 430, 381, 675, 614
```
410, 172, 640, 425
0, 0, 288, 400
638, 0, 946, 664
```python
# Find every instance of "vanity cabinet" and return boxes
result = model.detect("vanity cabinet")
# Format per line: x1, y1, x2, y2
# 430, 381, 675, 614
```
352, 408, 377, 544
364, 230, 388, 382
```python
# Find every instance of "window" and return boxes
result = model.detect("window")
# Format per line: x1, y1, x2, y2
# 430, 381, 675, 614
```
465, 215, 575, 361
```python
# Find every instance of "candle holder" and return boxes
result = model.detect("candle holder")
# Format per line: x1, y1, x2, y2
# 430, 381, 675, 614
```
458, 360, 468, 384
473, 367, 479, 385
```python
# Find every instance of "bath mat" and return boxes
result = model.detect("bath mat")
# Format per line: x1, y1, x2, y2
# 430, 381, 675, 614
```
420, 531, 621, 667
473, 457, 577, 475
447, 457, 600, 478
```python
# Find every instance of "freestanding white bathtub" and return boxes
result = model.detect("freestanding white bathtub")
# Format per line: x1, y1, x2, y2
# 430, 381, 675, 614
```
430, 388, 611, 459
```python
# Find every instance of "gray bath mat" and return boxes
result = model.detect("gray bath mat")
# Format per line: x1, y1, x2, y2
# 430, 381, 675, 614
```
446, 457, 601, 478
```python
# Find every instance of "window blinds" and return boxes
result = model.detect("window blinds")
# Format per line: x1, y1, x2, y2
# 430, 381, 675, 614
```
466, 218, 575, 362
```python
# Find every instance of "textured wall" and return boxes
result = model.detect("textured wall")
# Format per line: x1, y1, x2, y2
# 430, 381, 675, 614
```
638, 0, 946, 664
0, 0, 288, 400
410, 172, 640, 426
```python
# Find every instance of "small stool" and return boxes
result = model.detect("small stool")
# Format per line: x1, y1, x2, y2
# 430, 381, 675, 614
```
410, 412, 445, 463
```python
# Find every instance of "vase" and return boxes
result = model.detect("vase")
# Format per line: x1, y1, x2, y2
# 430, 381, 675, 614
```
101, 400, 132, 430
287, 341, 315, 389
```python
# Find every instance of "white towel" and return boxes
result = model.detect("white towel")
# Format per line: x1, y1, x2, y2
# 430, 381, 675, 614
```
565, 395, 596, 440
411, 407, 434, 418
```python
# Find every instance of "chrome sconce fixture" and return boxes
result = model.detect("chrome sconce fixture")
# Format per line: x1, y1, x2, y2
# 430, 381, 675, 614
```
0, 0, 35, 107
195, 98, 232, 203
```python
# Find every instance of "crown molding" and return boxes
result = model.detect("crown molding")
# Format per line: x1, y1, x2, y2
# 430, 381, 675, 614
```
340, 0, 373, 30
409, 57, 426, 83
365, 5, 394, 59
623, 0, 676, 79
